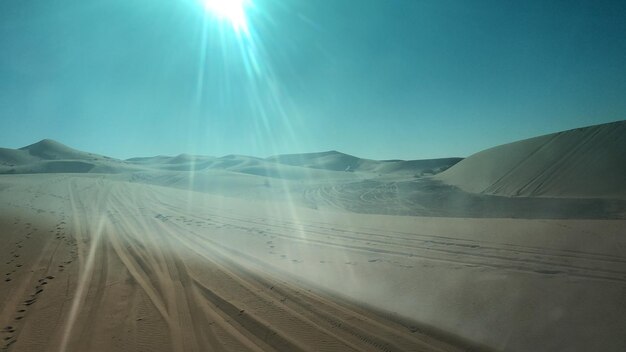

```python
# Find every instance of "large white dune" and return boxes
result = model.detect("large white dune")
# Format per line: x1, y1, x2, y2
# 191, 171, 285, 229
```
436, 120, 626, 199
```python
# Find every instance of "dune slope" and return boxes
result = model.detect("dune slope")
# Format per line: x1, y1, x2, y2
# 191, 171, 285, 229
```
436, 120, 626, 198
267, 151, 461, 176
0, 140, 136, 174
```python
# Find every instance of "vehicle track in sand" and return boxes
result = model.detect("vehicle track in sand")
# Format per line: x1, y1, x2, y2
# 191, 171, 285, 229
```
3, 175, 626, 351
1, 176, 466, 352
105, 183, 459, 352
152, 191, 626, 285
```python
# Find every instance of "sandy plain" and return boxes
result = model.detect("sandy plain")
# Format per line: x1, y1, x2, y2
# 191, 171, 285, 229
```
1, 121, 625, 352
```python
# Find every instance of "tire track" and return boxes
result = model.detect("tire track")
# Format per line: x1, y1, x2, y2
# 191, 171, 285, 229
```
154, 199, 626, 284
131, 183, 464, 352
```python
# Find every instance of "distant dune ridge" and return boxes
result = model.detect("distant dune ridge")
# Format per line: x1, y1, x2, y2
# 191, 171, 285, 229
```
1, 120, 625, 200
0, 139, 131, 174
267, 150, 462, 175
0, 139, 461, 178
436, 120, 626, 199
20, 138, 98, 160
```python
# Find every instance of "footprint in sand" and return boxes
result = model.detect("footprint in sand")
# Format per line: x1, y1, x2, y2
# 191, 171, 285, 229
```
3, 338, 16, 349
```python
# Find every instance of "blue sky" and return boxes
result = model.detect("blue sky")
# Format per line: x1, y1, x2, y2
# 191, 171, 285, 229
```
0, 0, 625, 159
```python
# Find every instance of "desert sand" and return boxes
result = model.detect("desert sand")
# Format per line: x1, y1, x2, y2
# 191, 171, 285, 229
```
1, 121, 626, 352
436, 120, 626, 198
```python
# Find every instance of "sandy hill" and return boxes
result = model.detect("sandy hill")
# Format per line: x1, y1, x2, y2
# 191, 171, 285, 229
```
127, 154, 218, 172
267, 151, 365, 171
125, 153, 358, 180
0, 147, 39, 166
127, 154, 216, 165
267, 150, 461, 176
0, 139, 95, 166
0, 139, 135, 174
213, 155, 357, 180
4, 121, 625, 201
2, 139, 460, 181
436, 120, 626, 199
19, 139, 102, 160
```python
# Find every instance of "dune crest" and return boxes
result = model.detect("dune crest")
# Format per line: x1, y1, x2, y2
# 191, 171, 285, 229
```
437, 120, 626, 199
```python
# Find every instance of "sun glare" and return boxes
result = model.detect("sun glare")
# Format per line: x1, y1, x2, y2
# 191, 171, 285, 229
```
200, 0, 250, 33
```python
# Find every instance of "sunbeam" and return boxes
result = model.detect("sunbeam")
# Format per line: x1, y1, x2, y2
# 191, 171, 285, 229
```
199, 0, 250, 34
191, 0, 303, 184
2, 2, 625, 352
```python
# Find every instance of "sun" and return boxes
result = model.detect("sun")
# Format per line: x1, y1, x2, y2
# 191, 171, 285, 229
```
200, 0, 250, 33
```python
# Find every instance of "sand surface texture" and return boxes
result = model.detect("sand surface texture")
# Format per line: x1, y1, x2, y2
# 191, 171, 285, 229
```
0, 175, 467, 352
1, 175, 625, 351
1, 121, 625, 352
436, 121, 626, 198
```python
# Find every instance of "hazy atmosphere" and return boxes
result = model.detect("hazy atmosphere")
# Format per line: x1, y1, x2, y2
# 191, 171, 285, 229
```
1, 1, 625, 352
1, 0, 625, 159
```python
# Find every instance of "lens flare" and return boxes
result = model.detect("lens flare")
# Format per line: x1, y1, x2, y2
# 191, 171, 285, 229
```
193, 0, 302, 162
200, 0, 250, 33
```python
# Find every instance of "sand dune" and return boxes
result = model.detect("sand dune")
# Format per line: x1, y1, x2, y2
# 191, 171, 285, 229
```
267, 151, 461, 176
126, 150, 460, 179
1, 122, 626, 351
127, 154, 218, 170
436, 120, 626, 199
0, 140, 137, 175
19, 139, 104, 161
2, 140, 455, 181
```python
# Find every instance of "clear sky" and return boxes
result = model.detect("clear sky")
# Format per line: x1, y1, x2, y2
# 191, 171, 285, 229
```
0, 0, 625, 160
